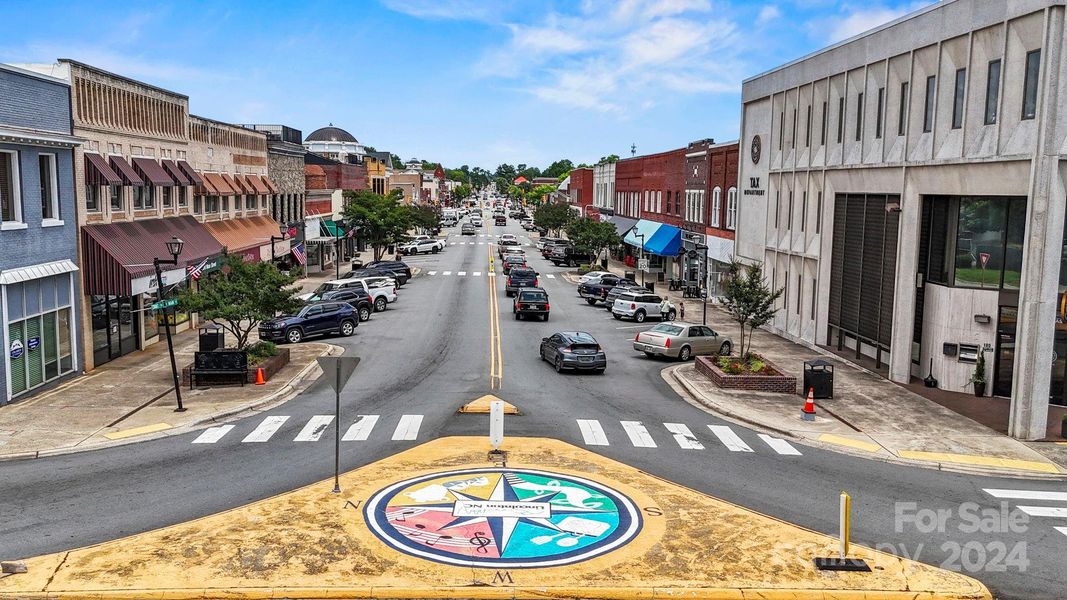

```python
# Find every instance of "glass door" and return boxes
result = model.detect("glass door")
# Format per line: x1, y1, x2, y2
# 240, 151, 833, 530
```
994, 306, 1017, 397
1051, 323, 1067, 407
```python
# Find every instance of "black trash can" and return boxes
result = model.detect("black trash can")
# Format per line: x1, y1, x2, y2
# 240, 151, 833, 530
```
645, 281, 655, 293
351, 259, 364, 270
199, 324, 225, 352
803, 358, 834, 399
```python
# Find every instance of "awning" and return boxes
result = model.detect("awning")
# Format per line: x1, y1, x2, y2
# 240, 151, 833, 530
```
109, 156, 143, 186
246, 174, 271, 194
132, 157, 176, 187
202, 215, 284, 262
0, 259, 79, 285
203, 173, 236, 196
84, 153, 122, 186
176, 160, 204, 185
232, 174, 255, 194
81, 216, 225, 296
321, 220, 342, 237
161, 159, 192, 186
261, 175, 279, 194
221, 174, 243, 195
605, 215, 638, 237
624, 219, 682, 257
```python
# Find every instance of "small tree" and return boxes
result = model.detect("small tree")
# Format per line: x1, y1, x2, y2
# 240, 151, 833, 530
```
342, 189, 412, 260
721, 259, 784, 359
534, 201, 575, 236
409, 204, 440, 234
565, 217, 620, 263
177, 254, 303, 350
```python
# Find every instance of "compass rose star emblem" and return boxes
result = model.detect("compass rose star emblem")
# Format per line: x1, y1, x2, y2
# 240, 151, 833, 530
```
409, 472, 609, 555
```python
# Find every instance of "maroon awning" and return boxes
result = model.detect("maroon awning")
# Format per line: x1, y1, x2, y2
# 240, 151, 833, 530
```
84, 153, 122, 186
109, 156, 143, 186
132, 157, 176, 187
81, 216, 225, 296
161, 159, 191, 186
176, 160, 204, 185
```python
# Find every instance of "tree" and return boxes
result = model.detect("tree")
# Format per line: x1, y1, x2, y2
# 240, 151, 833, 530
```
720, 260, 784, 359
528, 183, 557, 206
177, 254, 302, 351
543, 159, 574, 179
534, 201, 575, 236
494, 163, 517, 181
565, 217, 620, 263
453, 183, 473, 201
598, 154, 620, 164
391, 154, 405, 170
409, 204, 440, 234
342, 189, 412, 260
447, 169, 468, 184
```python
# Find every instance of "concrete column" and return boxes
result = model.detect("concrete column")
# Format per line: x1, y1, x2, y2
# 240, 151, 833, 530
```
1009, 8, 1064, 441
888, 174, 920, 383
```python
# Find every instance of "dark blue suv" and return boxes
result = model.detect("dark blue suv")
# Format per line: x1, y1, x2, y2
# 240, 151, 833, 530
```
259, 301, 358, 344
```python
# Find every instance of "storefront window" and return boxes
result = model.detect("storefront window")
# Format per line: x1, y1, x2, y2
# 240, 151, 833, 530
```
924, 196, 1027, 290
5, 274, 77, 397
955, 198, 1006, 288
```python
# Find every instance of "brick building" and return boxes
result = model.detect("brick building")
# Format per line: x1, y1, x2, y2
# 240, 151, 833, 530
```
566, 167, 593, 217
242, 124, 308, 248
614, 148, 687, 281
684, 139, 740, 292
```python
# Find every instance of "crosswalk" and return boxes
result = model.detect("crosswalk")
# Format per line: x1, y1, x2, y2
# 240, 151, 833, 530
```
424, 271, 557, 279
448, 241, 533, 246
192, 413, 426, 445
983, 488, 1067, 538
575, 418, 802, 455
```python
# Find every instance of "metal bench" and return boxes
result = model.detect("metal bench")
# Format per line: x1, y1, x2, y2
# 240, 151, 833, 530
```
190, 350, 248, 389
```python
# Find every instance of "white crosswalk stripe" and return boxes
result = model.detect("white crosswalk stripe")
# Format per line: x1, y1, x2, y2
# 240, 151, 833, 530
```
294, 415, 334, 442
450, 242, 456, 245
664, 423, 703, 449
707, 425, 754, 452
443, 271, 452, 276
458, 271, 466, 276
577, 419, 609, 445
392, 414, 423, 440
1017, 506, 1067, 518
621, 421, 657, 448
342, 415, 380, 441
758, 434, 802, 455
546, 274, 556, 279
192, 424, 234, 444
478, 242, 485, 245
1055, 526, 1067, 537
242, 416, 289, 443
984, 489, 1067, 502
427, 271, 437, 276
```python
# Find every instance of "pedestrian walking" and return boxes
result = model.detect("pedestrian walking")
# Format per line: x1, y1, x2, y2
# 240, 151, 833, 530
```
660, 298, 674, 321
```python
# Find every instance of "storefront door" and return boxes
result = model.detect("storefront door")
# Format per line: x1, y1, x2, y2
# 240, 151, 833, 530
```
994, 306, 1017, 397
92, 295, 139, 366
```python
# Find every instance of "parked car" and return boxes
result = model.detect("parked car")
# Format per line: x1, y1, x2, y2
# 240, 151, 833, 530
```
342, 267, 408, 286
577, 275, 637, 305
541, 241, 571, 259
612, 292, 675, 322
338, 277, 397, 312
440, 217, 457, 227
633, 323, 732, 360
536, 237, 567, 251
316, 289, 374, 322
549, 245, 591, 267
495, 215, 506, 226
506, 267, 538, 297
462, 223, 477, 235
539, 331, 606, 373
502, 254, 527, 275
513, 287, 549, 320
603, 282, 647, 310
297, 279, 367, 302
364, 260, 412, 280
521, 219, 537, 231
259, 301, 358, 344
400, 238, 444, 255
577, 270, 614, 285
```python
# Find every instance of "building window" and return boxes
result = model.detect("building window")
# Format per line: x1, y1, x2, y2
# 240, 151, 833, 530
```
133, 186, 154, 210
5, 274, 77, 397
1, 150, 23, 225
110, 183, 123, 211
130, 145, 143, 156
222, 195, 229, 212
875, 87, 885, 139
801, 191, 807, 232
805, 104, 812, 147
711, 187, 721, 227
775, 191, 780, 228
779, 112, 784, 150
206, 195, 219, 213
815, 191, 822, 234
898, 81, 909, 135
820, 101, 827, 145
37, 153, 59, 221
837, 96, 844, 143
811, 279, 817, 320
984, 59, 1001, 125
1022, 49, 1041, 120
194, 194, 202, 214
656, 191, 662, 213
246, 194, 256, 210
178, 187, 188, 207
923, 75, 936, 132
85, 184, 100, 212
952, 68, 966, 129
787, 191, 794, 229
726, 187, 737, 231
855, 92, 864, 141
791, 108, 797, 149
162, 186, 173, 208
796, 273, 802, 314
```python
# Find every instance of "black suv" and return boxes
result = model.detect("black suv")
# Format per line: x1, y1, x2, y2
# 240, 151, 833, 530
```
259, 302, 358, 344
578, 275, 638, 305
548, 245, 591, 267
317, 289, 374, 322
513, 287, 549, 321
506, 267, 538, 297
342, 267, 408, 286
364, 260, 412, 281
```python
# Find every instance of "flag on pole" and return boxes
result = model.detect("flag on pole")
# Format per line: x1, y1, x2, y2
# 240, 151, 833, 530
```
291, 242, 307, 265
186, 258, 208, 281
346, 226, 355, 239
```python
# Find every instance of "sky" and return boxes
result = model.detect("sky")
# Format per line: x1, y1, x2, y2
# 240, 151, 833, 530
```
2, 0, 932, 172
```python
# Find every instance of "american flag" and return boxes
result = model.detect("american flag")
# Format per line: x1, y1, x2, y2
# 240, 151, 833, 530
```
186, 258, 208, 280
291, 242, 307, 265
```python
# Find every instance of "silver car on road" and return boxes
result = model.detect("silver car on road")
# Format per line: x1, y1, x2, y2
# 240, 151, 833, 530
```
632, 322, 732, 361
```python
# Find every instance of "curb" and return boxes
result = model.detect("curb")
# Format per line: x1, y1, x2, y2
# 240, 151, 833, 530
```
664, 364, 1067, 481
0, 343, 342, 463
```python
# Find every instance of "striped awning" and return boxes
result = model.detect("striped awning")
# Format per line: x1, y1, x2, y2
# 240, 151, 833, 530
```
109, 156, 143, 186
161, 159, 192, 186
203, 173, 236, 196
232, 174, 255, 194
261, 175, 279, 194
246, 174, 271, 194
84, 153, 122, 186
176, 160, 203, 185
221, 174, 243, 195
132, 157, 176, 187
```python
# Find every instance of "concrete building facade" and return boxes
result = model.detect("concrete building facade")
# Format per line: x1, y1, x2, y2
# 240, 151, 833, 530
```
592, 160, 616, 214
735, 0, 1066, 439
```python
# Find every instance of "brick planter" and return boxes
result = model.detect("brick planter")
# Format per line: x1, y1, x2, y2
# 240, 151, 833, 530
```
181, 348, 290, 386
695, 355, 797, 394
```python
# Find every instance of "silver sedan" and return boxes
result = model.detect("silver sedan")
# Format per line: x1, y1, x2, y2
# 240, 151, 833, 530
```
633, 322, 732, 361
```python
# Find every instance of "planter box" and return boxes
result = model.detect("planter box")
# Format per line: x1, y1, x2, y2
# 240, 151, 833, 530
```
181, 348, 290, 386
695, 355, 797, 394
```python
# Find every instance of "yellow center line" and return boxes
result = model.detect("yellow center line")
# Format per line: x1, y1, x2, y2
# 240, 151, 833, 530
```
487, 221, 503, 389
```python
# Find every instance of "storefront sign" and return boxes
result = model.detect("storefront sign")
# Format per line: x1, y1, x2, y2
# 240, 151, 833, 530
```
9, 339, 23, 359
131, 267, 185, 296
743, 176, 765, 197
27, 336, 40, 351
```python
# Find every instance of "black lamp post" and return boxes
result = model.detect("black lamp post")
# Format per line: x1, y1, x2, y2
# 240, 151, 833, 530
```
634, 232, 646, 287
695, 243, 709, 326
154, 236, 186, 412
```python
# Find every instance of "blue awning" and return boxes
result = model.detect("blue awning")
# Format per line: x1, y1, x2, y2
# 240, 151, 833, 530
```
624, 219, 682, 257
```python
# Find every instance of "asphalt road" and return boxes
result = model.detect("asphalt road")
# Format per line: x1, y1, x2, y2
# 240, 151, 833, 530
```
0, 217, 1064, 599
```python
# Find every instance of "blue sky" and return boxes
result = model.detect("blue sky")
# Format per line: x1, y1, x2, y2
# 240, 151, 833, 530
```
2, 0, 930, 171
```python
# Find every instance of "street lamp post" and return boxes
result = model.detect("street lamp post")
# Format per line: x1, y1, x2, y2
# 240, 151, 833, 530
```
154, 236, 186, 412
696, 243, 709, 326
634, 232, 646, 287
269, 224, 288, 264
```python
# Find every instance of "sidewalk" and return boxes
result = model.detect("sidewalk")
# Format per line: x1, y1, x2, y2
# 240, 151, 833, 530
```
573, 260, 1067, 478
0, 326, 339, 461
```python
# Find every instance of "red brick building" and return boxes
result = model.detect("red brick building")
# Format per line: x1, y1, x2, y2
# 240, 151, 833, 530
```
567, 167, 594, 217
613, 148, 686, 224
683, 139, 740, 291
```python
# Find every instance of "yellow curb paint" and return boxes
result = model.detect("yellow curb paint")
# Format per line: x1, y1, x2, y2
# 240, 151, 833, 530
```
459, 394, 519, 414
102, 422, 172, 440
0, 437, 990, 600
897, 450, 1061, 474
817, 433, 882, 453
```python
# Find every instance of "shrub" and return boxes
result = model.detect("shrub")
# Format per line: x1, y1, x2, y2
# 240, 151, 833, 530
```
577, 263, 593, 275
246, 341, 278, 365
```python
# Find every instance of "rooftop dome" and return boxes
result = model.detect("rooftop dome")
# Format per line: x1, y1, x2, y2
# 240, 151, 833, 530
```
305, 124, 358, 143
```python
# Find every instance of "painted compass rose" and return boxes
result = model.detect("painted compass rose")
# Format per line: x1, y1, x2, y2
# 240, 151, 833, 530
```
364, 467, 642, 568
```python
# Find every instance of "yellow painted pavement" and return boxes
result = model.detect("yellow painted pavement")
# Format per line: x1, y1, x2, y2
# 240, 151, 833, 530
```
459, 394, 520, 414
896, 449, 1061, 474
102, 422, 172, 440
817, 433, 883, 453
0, 437, 990, 600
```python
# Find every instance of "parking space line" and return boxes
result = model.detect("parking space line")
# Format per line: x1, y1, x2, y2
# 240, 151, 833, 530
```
708, 425, 754, 452
577, 419, 609, 445
984, 489, 1067, 501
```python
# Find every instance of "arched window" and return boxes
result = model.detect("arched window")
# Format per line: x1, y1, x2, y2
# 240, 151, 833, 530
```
726, 187, 738, 230
711, 187, 722, 227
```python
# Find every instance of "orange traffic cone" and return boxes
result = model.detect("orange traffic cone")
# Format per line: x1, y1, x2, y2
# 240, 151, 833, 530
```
254, 367, 266, 385
802, 387, 816, 421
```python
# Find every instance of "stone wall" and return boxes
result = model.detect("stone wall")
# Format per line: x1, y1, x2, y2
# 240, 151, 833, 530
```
269, 152, 305, 195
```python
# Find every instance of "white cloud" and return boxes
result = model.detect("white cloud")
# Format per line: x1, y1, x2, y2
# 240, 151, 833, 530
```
379, 0, 504, 23
820, 3, 929, 43
757, 5, 782, 25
